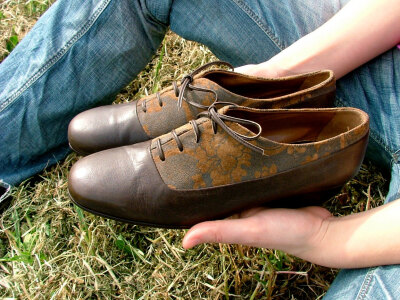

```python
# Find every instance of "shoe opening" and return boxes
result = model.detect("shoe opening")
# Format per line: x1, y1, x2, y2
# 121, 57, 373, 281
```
225, 108, 367, 144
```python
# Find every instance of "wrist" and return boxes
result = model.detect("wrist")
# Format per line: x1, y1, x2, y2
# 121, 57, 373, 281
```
267, 32, 333, 77
303, 216, 346, 268
290, 215, 339, 267
246, 32, 332, 79
300, 201, 400, 268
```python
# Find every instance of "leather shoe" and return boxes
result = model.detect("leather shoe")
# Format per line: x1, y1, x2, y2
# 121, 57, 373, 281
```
68, 104, 369, 228
68, 61, 335, 155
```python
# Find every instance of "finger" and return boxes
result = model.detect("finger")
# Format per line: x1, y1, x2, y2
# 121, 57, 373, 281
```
182, 217, 261, 249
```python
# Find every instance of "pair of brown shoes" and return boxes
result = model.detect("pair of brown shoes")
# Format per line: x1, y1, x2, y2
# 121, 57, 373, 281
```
68, 61, 369, 228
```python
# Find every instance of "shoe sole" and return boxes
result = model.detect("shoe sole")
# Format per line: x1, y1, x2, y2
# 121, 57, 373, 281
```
68, 185, 342, 229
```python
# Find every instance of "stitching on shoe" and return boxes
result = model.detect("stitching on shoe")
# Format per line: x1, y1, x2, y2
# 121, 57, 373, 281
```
229, 0, 284, 51
0, 0, 112, 113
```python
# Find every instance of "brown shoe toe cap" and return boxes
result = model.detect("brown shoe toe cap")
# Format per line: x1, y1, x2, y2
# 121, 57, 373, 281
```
68, 146, 137, 220
68, 102, 149, 155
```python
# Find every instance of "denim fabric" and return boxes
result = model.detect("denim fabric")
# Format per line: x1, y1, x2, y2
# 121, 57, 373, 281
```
0, 0, 168, 186
325, 265, 400, 300
0, 0, 399, 298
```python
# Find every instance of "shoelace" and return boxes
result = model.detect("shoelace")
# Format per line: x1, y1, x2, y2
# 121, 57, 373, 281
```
142, 61, 234, 113
156, 102, 266, 161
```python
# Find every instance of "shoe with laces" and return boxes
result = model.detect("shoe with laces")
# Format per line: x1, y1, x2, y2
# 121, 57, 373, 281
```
68, 61, 336, 155
68, 104, 369, 228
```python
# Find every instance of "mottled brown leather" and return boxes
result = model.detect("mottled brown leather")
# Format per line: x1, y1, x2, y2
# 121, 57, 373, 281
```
68, 106, 369, 228
68, 66, 335, 155
152, 107, 368, 189
137, 70, 336, 138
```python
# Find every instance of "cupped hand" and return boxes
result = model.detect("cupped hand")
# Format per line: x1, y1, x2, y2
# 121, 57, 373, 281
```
182, 206, 333, 265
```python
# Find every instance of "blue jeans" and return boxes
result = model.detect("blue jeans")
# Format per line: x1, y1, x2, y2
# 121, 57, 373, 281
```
1, 0, 399, 298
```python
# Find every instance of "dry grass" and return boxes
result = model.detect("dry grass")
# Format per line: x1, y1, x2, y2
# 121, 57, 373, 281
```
0, 2, 388, 299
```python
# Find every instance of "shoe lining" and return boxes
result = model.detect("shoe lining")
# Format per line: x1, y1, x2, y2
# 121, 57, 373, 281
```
226, 110, 364, 145
203, 71, 330, 99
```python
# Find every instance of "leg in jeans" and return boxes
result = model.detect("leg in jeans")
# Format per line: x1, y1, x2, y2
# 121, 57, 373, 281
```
164, 0, 400, 298
0, 0, 171, 195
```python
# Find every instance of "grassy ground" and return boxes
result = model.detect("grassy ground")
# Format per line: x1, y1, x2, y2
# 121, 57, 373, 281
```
0, 1, 388, 299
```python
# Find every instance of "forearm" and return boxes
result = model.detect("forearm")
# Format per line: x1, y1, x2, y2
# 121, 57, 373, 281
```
247, 0, 400, 79
303, 199, 400, 268
263, 0, 400, 267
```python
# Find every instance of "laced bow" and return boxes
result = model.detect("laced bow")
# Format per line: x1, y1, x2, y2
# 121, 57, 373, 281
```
142, 61, 234, 112
151, 61, 266, 160
156, 101, 266, 161
200, 103, 265, 155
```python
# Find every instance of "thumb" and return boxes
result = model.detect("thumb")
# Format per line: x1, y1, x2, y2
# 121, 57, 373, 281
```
182, 217, 260, 249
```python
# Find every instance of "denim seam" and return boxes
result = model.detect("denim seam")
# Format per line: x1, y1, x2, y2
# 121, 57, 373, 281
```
369, 131, 393, 161
0, 0, 112, 113
229, 0, 284, 51
393, 149, 400, 164
393, 163, 400, 201
335, 95, 395, 166
356, 267, 377, 300
394, 163, 400, 200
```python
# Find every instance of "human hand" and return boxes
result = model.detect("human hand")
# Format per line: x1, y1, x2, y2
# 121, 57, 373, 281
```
183, 206, 334, 266
234, 59, 300, 79
234, 61, 285, 78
